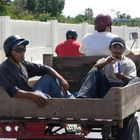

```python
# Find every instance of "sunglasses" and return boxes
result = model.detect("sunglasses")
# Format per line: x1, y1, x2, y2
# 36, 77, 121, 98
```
12, 47, 26, 53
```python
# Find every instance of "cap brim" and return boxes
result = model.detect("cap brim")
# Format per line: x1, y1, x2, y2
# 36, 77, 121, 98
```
12, 39, 29, 48
111, 42, 125, 48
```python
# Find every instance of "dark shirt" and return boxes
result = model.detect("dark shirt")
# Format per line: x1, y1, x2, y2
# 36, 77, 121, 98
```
0, 59, 51, 97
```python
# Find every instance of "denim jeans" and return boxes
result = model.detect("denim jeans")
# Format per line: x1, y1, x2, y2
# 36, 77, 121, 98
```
77, 67, 111, 98
33, 74, 75, 98
77, 67, 140, 98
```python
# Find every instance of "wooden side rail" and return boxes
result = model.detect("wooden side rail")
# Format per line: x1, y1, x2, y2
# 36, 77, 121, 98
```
43, 55, 107, 91
43, 54, 140, 91
0, 81, 140, 120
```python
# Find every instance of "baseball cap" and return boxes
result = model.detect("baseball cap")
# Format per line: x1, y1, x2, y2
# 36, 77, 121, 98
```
110, 37, 126, 49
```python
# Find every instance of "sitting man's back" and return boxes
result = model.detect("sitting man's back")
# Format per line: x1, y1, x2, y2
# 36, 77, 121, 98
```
55, 30, 81, 56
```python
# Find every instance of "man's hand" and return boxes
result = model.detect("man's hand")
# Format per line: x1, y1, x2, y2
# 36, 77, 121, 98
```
14, 90, 48, 108
94, 56, 116, 69
31, 92, 48, 108
114, 73, 123, 79
49, 68, 69, 92
106, 56, 116, 64
59, 78, 69, 92
114, 73, 129, 82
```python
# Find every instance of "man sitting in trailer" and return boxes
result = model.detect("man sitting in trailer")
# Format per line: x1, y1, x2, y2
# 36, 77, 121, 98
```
77, 37, 140, 98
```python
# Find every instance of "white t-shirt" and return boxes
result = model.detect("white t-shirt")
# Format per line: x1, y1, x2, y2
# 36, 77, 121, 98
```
79, 31, 130, 56
97, 56, 136, 84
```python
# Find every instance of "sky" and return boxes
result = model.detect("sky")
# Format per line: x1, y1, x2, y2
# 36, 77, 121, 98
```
62, 0, 140, 18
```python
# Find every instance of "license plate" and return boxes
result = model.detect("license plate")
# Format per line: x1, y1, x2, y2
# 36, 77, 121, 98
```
65, 124, 82, 133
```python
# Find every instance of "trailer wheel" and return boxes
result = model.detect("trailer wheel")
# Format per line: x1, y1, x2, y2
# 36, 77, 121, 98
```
118, 116, 139, 140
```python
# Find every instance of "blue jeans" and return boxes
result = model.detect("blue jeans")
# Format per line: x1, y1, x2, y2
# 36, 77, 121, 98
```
77, 67, 140, 98
33, 74, 75, 98
77, 67, 111, 98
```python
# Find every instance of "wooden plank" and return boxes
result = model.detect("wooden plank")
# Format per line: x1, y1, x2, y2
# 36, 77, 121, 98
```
129, 55, 140, 76
43, 55, 105, 75
118, 81, 140, 119
43, 54, 140, 78
43, 54, 140, 92
43, 55, 107, 91
43, 54, 53, 67
1, 81, 140, 120
0, 86, 120, 120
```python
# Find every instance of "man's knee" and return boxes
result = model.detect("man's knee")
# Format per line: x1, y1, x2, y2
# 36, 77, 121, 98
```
88, 67, 103, 76
41, 74, 55, 81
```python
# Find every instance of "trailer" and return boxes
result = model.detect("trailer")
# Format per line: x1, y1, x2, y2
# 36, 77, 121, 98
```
0, 54, 140, 140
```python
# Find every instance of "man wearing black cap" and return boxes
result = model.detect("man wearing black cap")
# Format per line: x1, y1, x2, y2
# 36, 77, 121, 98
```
77, 37, 140, 98
0, 35, 74, 108
55, 30, 81, 56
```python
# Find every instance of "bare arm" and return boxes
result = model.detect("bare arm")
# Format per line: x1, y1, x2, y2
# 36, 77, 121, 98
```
49, 68, 69, 92
94, 56, 116, 69
114, 73, 131, 82
14, 89, 47, 108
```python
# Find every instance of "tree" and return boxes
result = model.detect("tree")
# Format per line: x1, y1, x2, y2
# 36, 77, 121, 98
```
0, 0, 11, 15
36, 0, 46, 13
25, 0, 37, 14
111, 10, 131, 25
33, 0, 65, 16
8, 0, 64, 20
74, 8, 93, 24
11, 0, 26, 18
84, 8, 93, 19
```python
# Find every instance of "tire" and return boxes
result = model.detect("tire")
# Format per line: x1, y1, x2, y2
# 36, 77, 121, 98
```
118, 116, 140, 140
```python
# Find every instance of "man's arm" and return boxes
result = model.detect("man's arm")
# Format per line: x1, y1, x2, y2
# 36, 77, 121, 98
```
49, 68, 69, 92
114, 59, 137, 82
94, 56, 116, 69
14, 89, 47, 108
24, 61, 69, 92
114, 73, 131, 82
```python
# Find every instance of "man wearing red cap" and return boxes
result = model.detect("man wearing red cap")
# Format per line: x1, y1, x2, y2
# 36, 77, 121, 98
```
79, 13, 131, 56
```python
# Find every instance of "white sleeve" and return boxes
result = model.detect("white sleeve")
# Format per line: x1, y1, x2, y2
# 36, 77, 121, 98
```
79, 38, 86, 54
126, 59, 137, 77
96, 58, 106, 64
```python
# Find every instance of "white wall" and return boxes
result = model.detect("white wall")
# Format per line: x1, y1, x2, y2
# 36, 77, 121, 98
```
0, 16, 140, 63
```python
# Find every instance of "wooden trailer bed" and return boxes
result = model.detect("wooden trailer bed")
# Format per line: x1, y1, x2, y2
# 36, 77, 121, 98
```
0, 55, 140, 121
0, 81, 140, 121
0, 55, 140, 139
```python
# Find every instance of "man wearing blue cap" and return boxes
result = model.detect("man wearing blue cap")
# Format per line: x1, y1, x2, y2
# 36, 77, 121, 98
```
0, 35, 74, 108
77, 37, 140, 98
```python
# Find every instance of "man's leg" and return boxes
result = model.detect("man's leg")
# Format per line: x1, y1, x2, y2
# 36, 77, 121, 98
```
77, 67, 110, 98
33, 74, 63, 98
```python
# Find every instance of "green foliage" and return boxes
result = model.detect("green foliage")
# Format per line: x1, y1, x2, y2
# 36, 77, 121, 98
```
0, 0, 11, 15
74, 14, 93, 24
1, 1, 140, 27
25, 0, 37, 14
35, 13, 52, 21
111, 10, 140, 27
11, 0, 65, 21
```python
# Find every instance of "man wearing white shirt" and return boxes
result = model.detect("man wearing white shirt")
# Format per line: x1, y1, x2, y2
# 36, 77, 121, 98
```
79, 13, 131, 56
